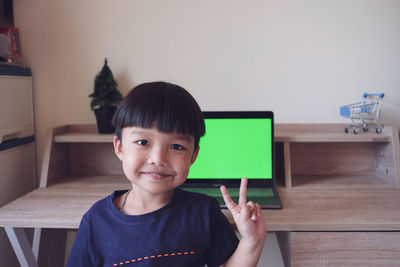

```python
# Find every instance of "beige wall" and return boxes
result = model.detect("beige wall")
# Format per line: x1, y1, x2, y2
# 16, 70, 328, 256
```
13, 0, 400, 178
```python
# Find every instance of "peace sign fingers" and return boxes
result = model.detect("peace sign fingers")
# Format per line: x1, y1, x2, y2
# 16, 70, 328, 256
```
220, 177, 266, 254
220, 177, 249, 215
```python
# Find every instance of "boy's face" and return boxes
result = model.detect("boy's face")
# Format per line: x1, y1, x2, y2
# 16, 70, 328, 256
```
113, 126, 199, 196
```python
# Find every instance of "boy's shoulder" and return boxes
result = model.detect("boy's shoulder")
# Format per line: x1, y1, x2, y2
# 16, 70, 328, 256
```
81, 190, 124, 222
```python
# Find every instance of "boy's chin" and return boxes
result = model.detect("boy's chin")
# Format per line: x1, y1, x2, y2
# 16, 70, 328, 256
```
133, 180, 184, 195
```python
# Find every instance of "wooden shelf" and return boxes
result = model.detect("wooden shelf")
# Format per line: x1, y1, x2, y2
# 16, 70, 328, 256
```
52, 124, 392, 143
52, 125, 113, 143
276, 132, 391, 143
275, 124, 400, 189
55, 131, 390, 143
275, 123, 393, 142
47, 124, 400, 190
54, 133, 113, 143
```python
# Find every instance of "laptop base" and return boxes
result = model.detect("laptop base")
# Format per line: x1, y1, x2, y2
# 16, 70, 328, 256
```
182, 187, 282, 209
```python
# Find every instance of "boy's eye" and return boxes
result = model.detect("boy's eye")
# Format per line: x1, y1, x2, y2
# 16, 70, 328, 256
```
171, 144, 185, 150
136, 140, 149, 146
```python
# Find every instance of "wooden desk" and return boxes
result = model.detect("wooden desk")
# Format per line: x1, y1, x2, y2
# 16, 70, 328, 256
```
1, 124, 399, 266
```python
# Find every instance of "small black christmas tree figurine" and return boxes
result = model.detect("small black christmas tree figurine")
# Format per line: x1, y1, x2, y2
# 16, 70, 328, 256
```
89, 58, 122, 110
89, 58, 123, 133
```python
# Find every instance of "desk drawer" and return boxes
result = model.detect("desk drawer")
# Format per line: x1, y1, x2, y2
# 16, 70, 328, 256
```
0, 142, 35, 206
290, 232, 400, 267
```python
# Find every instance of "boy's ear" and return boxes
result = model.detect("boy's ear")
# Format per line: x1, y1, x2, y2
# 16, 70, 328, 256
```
190, 146, 200, 165
113, 136, 123, 161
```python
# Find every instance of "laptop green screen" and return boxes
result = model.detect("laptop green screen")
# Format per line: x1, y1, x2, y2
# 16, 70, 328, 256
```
187, 118, 273, 180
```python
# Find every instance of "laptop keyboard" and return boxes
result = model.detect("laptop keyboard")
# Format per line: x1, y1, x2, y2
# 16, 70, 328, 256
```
183, 188, 274, 197
183, 187, 281, 208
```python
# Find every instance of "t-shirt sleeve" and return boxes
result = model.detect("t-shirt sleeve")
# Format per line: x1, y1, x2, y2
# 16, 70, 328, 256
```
205, 199, 239, 267
66, 216, 96, 267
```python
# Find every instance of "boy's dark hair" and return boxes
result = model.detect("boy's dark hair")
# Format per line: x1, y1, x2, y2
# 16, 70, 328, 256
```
112, 82, 205, 151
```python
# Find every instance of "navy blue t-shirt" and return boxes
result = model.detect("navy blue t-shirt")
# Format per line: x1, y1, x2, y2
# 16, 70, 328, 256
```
67, 188, 239, 267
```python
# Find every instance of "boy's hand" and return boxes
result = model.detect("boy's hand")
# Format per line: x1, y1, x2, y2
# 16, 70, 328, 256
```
220, 177, 266, 247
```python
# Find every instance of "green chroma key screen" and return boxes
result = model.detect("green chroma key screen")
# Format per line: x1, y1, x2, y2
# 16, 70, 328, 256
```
187, 118, 273, 179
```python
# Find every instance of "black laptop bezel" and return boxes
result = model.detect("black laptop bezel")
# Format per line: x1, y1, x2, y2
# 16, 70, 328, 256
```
183, 111, 275, 188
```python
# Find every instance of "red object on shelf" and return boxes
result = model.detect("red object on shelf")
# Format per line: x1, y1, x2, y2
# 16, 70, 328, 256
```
0, 27, 21, 58
9, 28, 21, 58
9, 28, 21, 57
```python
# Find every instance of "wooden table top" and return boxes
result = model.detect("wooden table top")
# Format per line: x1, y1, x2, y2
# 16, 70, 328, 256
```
1, 175, 400, 231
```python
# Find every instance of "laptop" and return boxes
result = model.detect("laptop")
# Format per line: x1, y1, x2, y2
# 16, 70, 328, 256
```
181, 111, 282, 209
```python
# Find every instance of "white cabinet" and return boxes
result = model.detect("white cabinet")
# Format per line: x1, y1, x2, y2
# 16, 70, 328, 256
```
0, 64, 35, 267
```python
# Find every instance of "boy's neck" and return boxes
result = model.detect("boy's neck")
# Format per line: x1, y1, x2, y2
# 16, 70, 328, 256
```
122, 187, 175, 215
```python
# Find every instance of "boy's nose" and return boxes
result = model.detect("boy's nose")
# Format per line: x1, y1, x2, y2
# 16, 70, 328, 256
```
147, 147, 167, 166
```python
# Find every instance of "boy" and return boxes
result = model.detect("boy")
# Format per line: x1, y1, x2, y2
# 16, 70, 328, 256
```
67, 82, 266, 267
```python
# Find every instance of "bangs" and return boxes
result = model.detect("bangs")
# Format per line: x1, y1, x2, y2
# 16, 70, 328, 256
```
113, 82, 205, 145
119, 93, 201, 135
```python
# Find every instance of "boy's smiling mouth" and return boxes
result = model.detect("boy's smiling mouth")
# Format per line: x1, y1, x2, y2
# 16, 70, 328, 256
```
143, 172, 172, 180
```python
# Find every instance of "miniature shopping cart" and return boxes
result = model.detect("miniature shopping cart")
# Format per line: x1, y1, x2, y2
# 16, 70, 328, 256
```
340, 93, 384, 134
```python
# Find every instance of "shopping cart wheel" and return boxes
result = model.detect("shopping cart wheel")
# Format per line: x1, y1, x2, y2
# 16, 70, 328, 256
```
353, 127, 359, 134
376, 127, 382, 134
345, 127, 349, 133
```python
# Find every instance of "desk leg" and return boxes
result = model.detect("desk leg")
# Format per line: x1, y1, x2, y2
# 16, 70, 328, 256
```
276, 231, 291, 267
4, 227, 39, 267
32, 228, 42, 260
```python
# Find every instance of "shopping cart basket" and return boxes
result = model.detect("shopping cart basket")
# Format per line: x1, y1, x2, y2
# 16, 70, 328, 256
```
340, 93, 384, 134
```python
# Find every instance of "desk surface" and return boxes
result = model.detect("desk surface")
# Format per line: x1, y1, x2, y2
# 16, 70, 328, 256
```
1, 175, 400, 231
